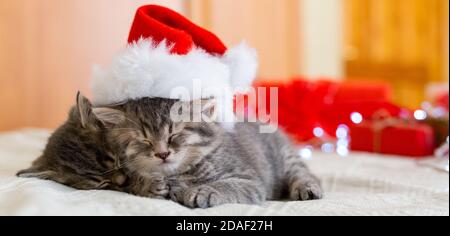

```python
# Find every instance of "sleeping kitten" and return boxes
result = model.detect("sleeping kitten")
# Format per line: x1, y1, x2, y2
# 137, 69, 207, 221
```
17, 93, 174, 198
18, 95, 323, 207
96, 97, 323, 208
17, 93, 129, 191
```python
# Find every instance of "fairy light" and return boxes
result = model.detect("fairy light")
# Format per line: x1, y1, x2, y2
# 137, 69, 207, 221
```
413, 109, 427, 120
299, 147, 313, 160
321, 143, 335, 153
421, 101, 432, 110
337, 139, 349, 147
336, 145, 349, 157
336, 125, 349, 139
432, 107, 447, 118
335, 124, 350, 156
399, 109, 410, 119
313, 127, 325, 137
350, 112, 363, 124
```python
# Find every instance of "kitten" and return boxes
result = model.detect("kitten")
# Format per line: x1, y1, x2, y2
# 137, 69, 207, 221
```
18, 95, 323, 207
98, 97, 323, 208
17, 93, 128, 191
17, 93, 171, 198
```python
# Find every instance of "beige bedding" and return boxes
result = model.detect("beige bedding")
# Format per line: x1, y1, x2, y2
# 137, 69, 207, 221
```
0, 129, 448, 216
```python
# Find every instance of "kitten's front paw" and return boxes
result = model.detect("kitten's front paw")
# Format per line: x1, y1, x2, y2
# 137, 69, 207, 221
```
168, 185, 184, 203
146, 174, 169, 199
290, 181, 323, 201
183, 185, 223, 208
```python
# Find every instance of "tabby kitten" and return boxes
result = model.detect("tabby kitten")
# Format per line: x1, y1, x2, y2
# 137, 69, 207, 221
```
97, 97, 323, 208
17, 93, 128, 191
18, 95, 323, 207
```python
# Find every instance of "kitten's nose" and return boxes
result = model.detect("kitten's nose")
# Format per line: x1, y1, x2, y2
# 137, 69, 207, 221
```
155, 152, 171, 160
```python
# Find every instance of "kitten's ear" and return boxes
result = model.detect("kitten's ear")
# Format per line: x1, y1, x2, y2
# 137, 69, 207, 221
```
92, 107, 126, 127
16, 165, 58, 180
76, 92, 97, 129
191, 99, 217, 121
200, 99, 217, 119
76, 92, 125, 128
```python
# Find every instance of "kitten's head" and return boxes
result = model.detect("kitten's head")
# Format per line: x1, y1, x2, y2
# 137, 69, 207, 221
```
17, 93, 127, 190
17, 94, 221, 188
100, 97, 223, 177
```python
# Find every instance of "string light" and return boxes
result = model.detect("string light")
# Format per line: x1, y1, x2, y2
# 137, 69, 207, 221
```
337, 139, 349, 147
421, 102, 432, 110
399, 109, 410, 119
336, 145, 349, 157
313, 127, 325, 137
299, 146, 313, 160
432, 107, 446, 118
321, 143, 335, 153
350, 112, 363, 124
336, 125, 349, 139
413, 109, 427, 120
335, 124, 350, 157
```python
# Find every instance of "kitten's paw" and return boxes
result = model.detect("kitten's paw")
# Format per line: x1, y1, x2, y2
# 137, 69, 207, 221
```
183, 185, 223, 208
290, 181, 323, 201
168, 186, 184, 203
148, 174, 169, 198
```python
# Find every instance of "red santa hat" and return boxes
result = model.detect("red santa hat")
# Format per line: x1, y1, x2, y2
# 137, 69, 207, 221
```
91, 5, 258, 125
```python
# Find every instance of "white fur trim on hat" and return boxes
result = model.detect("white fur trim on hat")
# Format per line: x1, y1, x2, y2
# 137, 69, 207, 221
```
223, 42, 258, 90
90, 38, 258, 124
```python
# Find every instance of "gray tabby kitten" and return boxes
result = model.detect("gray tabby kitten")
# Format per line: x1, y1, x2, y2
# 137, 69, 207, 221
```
18, 94, 323, 207
17, 93, 160, 196
17, 93, 129, 191
97, 97, 323, 208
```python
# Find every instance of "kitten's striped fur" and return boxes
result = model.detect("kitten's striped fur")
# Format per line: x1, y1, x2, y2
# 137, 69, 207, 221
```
18, 95, 323, 208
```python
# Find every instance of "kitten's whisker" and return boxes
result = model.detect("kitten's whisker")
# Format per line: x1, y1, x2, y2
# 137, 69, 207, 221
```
109, 128, 137, 131
100, 168, 117, 176
100, 158, 141, 176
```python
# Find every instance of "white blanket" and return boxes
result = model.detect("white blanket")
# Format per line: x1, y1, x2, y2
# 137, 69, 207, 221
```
0, 129, 448, 216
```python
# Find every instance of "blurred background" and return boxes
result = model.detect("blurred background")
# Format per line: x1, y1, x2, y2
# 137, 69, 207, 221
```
0, 0, 448, 131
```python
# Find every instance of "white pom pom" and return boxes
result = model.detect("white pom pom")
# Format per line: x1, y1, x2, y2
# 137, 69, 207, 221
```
223, 42, 258, 90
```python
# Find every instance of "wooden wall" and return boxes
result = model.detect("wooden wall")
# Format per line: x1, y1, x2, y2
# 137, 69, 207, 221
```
343, 0, 449, 108
0, 0, 306, 131
0, 0, 183, 130
186, 0, 304, 80
1, 0, 446, 130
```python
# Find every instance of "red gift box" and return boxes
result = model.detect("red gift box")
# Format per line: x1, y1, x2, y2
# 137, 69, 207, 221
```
251, 78, 396, 142
319, 101, 406, 135
244, 78, 437, 157
349, 117, 435, 157
331, 80, 393, 103
252, 79, 336, 141
436, 92, 449, 111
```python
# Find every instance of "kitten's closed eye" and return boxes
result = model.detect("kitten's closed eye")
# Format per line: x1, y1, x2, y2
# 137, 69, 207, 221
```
168, 134, 182, 144
141, 139, 153, 146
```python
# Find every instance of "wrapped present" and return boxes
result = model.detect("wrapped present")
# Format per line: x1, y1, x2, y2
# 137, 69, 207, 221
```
418, 109, 449, 149
326, 79, 393, 103
244, 77, 438, 157
349, 111, 435, 157
436, 92, 449, 111
319, 101, 406, 136
246, 78, 396, 142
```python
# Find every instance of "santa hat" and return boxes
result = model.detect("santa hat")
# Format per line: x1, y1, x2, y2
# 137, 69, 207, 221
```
91, 5, 258, 125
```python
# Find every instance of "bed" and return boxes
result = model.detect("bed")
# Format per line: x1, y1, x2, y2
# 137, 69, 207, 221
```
0, 129, 448, 216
